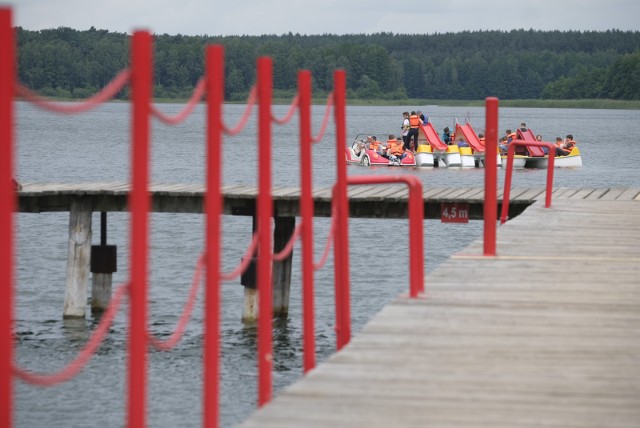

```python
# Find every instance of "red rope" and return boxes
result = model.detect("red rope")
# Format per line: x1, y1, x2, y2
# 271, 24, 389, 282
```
151, 78, 206, 125
220, 232, 259, 281
15, 70, 130, 114
12, 283, 128, 386
148, 254, 204, 351
272, 224, 301, 262
222, 86, 257, 135
313, 206, 336, 270
311, 92, 333, 143
271, 95, 299, 124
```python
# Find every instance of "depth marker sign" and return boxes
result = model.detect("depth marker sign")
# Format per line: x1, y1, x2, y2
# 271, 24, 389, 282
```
440, 202, 469, 223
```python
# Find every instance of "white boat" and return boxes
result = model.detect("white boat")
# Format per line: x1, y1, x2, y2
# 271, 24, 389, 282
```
523, 146, 583, 168
500, 128, 582, 168
417, 122, 461, 167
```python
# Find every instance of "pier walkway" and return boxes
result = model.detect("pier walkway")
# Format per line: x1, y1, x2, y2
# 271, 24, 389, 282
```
241, 198, 640, 427
16, 182, 640, 219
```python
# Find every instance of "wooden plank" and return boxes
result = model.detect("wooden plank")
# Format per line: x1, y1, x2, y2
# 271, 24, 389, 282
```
552, 187, 580, 199
423, 187, 453, 199
615, 187, 640, 201
598, 187, 628, 200
568, 187, 596, 200
516, 187, 546, 201
584, 188, 610, 200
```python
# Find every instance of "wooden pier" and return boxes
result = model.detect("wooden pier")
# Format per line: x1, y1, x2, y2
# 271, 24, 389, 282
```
240, 197, 640, 427
15, 183, 640, 321
17, 182, 640, 217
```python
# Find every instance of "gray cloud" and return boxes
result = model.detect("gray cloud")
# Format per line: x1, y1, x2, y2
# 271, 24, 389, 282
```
10, 0, 640, 35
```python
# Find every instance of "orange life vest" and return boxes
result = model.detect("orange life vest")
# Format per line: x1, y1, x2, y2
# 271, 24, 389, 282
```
388, 140, 404, 156
564, 140, 576, 150
369, 141, 379, 151
409, 115, 421, 128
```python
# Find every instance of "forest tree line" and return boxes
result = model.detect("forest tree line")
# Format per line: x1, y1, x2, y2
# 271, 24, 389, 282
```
15, 27, 640, 101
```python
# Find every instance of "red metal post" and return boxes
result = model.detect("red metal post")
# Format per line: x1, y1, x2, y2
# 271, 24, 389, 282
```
257, 56, 273, 406
298, 70, 316, 372
204, 44, 224, 428
407, 177, 424, 297
501, 140, 556, 224
332, 70, 351, 350
483, 97, 498, 256
345, 176, 424, 297
500, 145, 515, 224
127, 30, 152, 428
544, 152, 555, 208
0, 8, 15, 428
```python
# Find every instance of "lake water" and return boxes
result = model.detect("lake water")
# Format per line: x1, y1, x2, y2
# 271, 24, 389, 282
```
12, 101, 640, 427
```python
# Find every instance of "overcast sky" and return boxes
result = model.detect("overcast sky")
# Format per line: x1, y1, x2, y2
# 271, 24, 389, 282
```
8, 0, 640, 36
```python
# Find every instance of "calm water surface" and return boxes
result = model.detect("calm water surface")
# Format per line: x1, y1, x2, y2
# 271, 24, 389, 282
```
13, 102, 640, 427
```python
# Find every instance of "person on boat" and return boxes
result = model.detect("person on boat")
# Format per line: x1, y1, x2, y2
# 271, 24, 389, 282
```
401, 112, 411, 151
407, 111, 423, 152
554, 136, 569, 156
455, 136, 469, 148
519, 122, 528, 132
417, 110, 426, 123
386, 134, 406, 165
442, 127, 451, 145
498, 136, 509, 154
564, 134, 577, 151
368, 135, 381, 153
555, 134, 577, 156
499, 129, 516, 154
536, 134, 549, 154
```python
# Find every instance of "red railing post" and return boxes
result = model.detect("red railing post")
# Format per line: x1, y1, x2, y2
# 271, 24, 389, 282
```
127, 30, 152, 428
204, 44, 224, 428
344, 176, 424, 298
501, 141, 556, 224
0, 7, 15, 428
257, 56, 273, 406
406, 177, 424, 297
483, 97, 498, 256
332, 70, 351, 350
298, 70, 316, 372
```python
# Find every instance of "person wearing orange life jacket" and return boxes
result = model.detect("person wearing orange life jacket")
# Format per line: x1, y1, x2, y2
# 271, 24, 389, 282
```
563, 134, 577, 151
386, 134, 406, 165
499, 128, 516, 154
407, 111, 422, 152
367, 135, 380, 151
556, 134, 577, 156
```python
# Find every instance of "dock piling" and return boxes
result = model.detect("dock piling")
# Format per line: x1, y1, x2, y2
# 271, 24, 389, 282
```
63, 198, 92, 318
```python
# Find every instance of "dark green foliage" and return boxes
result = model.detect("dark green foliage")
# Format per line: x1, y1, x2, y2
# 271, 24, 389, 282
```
14, 27, 640, 100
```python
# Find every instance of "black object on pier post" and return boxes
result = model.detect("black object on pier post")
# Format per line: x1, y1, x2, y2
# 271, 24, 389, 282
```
90, 212, 117, 313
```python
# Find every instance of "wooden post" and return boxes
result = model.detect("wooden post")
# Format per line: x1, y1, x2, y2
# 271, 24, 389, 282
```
63, 198, 92, 318
242, 288, 259, 323
242, 215, 259, 323
91, 274, 112, 313
242, 215, 294, 322
272, 216, 294, 316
